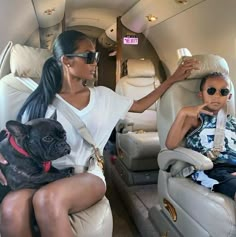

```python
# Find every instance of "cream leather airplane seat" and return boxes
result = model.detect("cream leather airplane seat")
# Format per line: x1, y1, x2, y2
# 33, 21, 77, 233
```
115, 59, 161, 184
0, 43, 113, 237
149, 54, 236, 237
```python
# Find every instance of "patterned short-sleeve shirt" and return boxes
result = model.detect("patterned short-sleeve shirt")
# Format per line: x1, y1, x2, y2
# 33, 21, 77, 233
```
185, 114, 236, 165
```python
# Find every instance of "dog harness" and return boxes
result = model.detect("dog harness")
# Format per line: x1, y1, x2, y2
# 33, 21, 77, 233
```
3, 130, 51, 172
53, 97, 104, 172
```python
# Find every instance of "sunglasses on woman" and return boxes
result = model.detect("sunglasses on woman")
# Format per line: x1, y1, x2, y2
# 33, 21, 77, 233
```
65, 52, 100, 64
206, 87, 230, 96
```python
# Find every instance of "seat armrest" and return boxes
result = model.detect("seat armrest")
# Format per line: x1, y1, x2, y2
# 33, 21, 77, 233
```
116, 119, 134, 133
158, 147, 213, 171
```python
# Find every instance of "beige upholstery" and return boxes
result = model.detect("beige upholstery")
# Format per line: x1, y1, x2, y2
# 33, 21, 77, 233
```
149, 54, 236, 237
0, 41, 13, 79
10, 44, 51, 79
70, 197, 113, 237
0, 44, 113, 237
115, 59, 161, 172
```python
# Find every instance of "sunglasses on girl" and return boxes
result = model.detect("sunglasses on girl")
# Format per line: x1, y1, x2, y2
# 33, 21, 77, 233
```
206, 87, 230, 96
65, 52, 100, 64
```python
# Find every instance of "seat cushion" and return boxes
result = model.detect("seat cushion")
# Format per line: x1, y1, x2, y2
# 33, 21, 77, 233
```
0, 41, 13, 79
10, 44, 51, 80
70, 197, 113, 237
117, 132, 160, 171
167, 177, 236, 237
0, 74, 32, 128
126, 110, 157, 131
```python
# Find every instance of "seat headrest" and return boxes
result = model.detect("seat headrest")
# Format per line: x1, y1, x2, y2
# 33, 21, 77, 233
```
127, 59, 155, 78
187, 54, 229, 79
10, 44, 51, 80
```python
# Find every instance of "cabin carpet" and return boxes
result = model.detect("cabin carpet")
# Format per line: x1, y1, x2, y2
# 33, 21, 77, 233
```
104, 149, 142, 237
106, 183, 142, 237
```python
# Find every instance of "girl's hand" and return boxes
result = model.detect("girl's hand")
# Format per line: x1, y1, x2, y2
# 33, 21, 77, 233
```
0, 153, 7, 186
181, 103, 213, 119
168, 58, 200, 83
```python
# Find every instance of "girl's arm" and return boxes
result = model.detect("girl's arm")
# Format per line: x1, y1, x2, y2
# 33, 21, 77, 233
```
165, 109, 193, 149
129, 58, 199, 113
165, 103, 212, 149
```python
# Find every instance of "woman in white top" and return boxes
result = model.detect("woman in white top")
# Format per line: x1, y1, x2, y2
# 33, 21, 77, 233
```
0, 30, 199, 237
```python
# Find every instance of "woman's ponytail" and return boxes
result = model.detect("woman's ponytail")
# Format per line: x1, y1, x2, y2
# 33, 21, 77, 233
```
17, 57, 62, 121
17, 30, 89, 122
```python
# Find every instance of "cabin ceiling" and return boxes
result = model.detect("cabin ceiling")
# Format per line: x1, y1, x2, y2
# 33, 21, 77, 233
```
0, 0, 206, 52
65, 0, 139, 29
33, 0, 139, 29
31, 0, 205, 49
32, 0, 139, 41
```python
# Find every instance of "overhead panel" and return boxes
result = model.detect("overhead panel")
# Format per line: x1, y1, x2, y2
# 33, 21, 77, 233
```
67, 8, 117, 30
65, 0, 139, 30
121, 0, 206, 33
32, 0, 66, 28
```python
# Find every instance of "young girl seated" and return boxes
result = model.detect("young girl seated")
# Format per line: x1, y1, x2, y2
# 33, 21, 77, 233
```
166, 72, 236, 200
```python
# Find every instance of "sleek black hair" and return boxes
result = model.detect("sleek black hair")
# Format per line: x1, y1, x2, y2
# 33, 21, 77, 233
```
17, 30, 89, 122
199, 72, 229, 91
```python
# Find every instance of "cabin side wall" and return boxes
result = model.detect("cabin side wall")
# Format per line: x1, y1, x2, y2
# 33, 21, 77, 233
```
146, 0, 236, 88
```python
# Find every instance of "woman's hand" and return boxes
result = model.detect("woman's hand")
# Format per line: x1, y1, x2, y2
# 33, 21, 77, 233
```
0, 153, 8, 186
168, 58, 200, 84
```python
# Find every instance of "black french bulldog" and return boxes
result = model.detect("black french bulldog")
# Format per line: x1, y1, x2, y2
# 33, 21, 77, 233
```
0, 112, 72, 190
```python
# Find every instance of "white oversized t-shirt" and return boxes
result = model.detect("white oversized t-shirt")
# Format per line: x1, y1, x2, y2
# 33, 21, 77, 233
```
44, 86, 133, 169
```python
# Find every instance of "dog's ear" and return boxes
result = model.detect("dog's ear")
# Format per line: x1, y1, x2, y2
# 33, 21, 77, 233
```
50, 110, 57, 121
6, 121, 30, 138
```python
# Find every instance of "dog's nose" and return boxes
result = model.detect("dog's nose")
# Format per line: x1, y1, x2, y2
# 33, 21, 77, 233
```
56, 142, 71, 155
61, 143, 70, 154
65, 147, 71, 154
64, 144, 71, 154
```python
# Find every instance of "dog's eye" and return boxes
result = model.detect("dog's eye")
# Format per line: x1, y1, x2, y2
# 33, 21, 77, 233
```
42, 136, 53, 142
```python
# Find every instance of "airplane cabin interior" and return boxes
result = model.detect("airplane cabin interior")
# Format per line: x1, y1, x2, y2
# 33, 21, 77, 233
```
1, 0, 236, 237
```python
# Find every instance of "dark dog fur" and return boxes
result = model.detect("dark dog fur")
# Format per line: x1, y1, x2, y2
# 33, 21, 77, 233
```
0, 113, 72, 190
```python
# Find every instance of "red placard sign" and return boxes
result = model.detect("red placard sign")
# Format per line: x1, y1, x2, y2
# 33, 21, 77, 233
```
123, 36, 138, 45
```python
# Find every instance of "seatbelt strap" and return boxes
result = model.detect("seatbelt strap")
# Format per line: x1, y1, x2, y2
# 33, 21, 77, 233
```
206, 106, 227, 161
15, 77, 104, 171
53, 96, 104, 171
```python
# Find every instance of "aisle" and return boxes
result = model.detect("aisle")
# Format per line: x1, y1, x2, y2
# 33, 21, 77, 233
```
106, 180, 141, 237
104, 149, 141, 237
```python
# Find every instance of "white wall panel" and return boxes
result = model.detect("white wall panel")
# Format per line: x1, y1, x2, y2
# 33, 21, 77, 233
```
144, 0, 236, 88
0, 0, 38, 52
